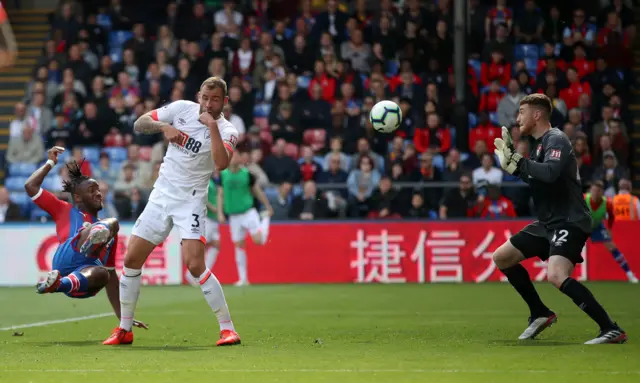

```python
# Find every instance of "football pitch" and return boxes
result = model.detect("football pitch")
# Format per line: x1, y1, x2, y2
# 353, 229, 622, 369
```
0, 283, 638, 383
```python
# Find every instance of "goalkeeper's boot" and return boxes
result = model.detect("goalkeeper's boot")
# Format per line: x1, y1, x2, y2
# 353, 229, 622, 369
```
80, 222, 112, 255
584, 325, 628, 344
36, 270, 61, 294
216, 329, 241, 346
518, 312, 557, 340
103, 327, 134, 345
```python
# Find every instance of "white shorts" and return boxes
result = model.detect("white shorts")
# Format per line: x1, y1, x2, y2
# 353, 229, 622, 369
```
229, 208, 261, 243
132, 189, 206, 245
204, 217, 219, 242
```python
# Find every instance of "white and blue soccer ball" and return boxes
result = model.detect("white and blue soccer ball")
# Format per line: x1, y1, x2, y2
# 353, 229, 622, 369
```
369, 100, 402, 133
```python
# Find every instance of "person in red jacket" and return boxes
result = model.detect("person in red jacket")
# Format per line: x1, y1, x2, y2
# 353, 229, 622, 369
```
536, 42, 566, 74
481, 50, 511, 87
559, 67, 591, 110
308, 59, 337, 103
413, 113, 452, 154
472, 184, 517, 218
570, 43, 594, 80
479, 80, 505, 113
469, 112, 502, 152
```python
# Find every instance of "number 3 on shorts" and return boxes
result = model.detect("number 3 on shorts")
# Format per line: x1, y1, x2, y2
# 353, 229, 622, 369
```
552, 229, 569, 245
191, 214, 200, 228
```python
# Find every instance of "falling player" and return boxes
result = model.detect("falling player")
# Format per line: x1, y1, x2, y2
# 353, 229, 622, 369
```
491, 94, 626, 344
217, 150, 273, 286
104, 77, 241, 346
585, 181, 638, 283
25, 147, 147, 329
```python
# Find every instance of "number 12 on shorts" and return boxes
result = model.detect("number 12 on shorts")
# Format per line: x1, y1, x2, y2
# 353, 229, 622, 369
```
552, 229, 568, 246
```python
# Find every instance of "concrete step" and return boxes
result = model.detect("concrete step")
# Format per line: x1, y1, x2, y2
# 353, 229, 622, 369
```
0, 89, 25, 97
14, 32, 46, 41
0, 101, 18, 107
0, 116, 14, 123
0, 76, 31, 83
18, 41, 45, 48
0, 66, 32, 75
10, 16, 49, 23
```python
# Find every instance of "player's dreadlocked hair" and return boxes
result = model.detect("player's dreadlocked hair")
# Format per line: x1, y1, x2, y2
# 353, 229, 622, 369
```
62, 160, 90, 195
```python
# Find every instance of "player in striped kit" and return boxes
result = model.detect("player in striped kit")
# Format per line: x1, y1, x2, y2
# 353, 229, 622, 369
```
585, 181, 638, 283
25, 146, 147, 329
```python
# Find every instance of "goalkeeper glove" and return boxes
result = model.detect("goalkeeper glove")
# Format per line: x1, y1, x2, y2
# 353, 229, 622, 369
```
494, 126, 523, 174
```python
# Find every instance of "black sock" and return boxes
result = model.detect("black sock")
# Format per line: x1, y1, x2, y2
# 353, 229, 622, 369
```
501, 264, 551, 318
560, 278, 615, 330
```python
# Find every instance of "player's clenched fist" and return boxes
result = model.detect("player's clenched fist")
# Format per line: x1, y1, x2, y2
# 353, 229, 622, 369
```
161, 125, 182, 144
198, 111, 216, 128
47, 146, 65, 165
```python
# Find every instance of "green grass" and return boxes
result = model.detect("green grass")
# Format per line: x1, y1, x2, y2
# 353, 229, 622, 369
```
0, 283, 638, 383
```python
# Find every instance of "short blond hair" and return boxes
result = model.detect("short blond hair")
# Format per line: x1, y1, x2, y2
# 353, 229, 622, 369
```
200, 77, 227, 96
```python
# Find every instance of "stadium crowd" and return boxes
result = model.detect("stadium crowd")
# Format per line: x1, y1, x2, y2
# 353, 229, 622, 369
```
0, 0, 637, 223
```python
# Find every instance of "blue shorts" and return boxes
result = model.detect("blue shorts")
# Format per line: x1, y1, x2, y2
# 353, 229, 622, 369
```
51, 235, 106, 299
590, 223, 611, 243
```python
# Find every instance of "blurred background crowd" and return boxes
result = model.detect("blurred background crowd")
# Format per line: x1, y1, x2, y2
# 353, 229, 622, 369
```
0, 0, 638, 223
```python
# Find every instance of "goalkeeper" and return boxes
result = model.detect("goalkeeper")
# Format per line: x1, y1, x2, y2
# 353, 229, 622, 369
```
488, 94, 627, 345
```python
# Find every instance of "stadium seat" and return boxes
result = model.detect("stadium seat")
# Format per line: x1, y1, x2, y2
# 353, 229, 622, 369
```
254, 117, 269, 130
524, 58, 538, 77
5, 176, 26, 191
468, 113, 478, 128
488, 112, 499, 125
103, 147, 128, 162
292, 184, 303, 196
110, 49, 123, 63
109, 31, 133, 48
386, 60, 400, 76
11, 192, 31, 217
259, 131, 273, 145
514, 44, 538, 60
303, 129, 327, 151
264, 186, 279, 200
468, 59, 481, 79
284, 143, 299, 158
480, 86, 507, 94
253, 103, 271, 118
8, 163, 37, 177
41, 177, 57, 190
297, 75, 311, 89
96, 14, 112, 29
82, 147, 101, 163
432, 154, 445, 171
139, 146, 153, 161
30, 207, 50, 222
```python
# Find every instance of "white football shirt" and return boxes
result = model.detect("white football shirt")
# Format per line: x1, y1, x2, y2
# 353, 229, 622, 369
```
150, 100, 238, 200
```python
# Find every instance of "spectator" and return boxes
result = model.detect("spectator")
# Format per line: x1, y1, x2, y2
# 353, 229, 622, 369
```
471, 184, 517, 218
298, 146, 323, 182
347, 155, 381, 217
367, 176, 400, 219
93, 152, 119, 186
25, 66, 59, 105
497, 79, 525, 128
247, 149, 270, 188
340, 28, 371, 73
69, 147, 92, 176
155, 25, 178, 59
563, 8, 596, 47
442, 149, 465, 183
479, 80, 505, 113
515, 0, 544, 43
413, 113, 452, 154
322, 136, 349, 172
309, 60, 337, 103
46, 111, 72, 147
592, 151, 629, 197
114, 163, 141, 195
405, 191, 429, 218
481, 50, 511, 88
214, 0, 243, 38
559, 67, 592, 110
0, 186, 23, 222
9, 102, 33, 138
440, 174, 478, 219
469, 112, 501, 152
27, 91, 54, 136
262, 139, 301, 184
543, 5, 564, 43
268, 181, 293, 221
350, 137, 384, 172
6, 126, 44, 165
472, 153, 503, 187
318, 152, 349, 217
97, 181, 119, 220
289, 181, 329, 220
115, 186, 146, 220
485, 0, 513, 39
119, 144, 152, 186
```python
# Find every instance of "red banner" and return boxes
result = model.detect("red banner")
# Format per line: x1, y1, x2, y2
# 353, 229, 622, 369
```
183, 220, 640, 284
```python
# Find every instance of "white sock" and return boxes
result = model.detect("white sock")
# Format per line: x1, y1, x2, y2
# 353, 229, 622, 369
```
259, 216, 270, 244
199, 269, 235, 331
119, 267, 142, 331
235, 247, 248, 282
206, 246, 219, 270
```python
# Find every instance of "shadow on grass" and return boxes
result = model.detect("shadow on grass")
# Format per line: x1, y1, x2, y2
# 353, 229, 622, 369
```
488, 339, 577, 346
29, 340, 215, 351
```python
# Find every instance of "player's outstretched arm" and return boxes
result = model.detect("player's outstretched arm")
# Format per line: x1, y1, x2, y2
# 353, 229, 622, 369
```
24, 147, 65, 197
134, 112, 172, 135
516, 135, 570, 183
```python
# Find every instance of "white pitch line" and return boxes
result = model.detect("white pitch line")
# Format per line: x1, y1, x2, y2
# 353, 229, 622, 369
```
0, 312, 111, 331
2, 369, 640, 375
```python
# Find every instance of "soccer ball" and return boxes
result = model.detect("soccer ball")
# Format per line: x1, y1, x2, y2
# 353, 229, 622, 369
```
369, 100, 402, 133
